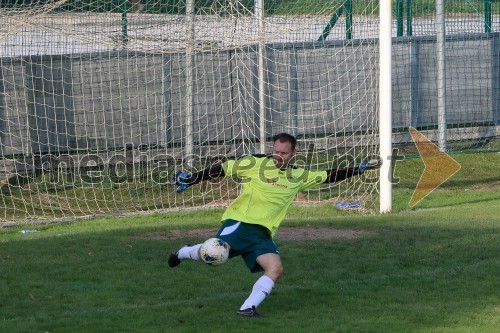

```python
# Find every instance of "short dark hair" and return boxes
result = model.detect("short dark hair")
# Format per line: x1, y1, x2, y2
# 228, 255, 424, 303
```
272, 133, 297, 151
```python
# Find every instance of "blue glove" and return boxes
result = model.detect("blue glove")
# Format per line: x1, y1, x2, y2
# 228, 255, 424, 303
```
171, 171, 191, 193
358, 161, 368, 173
358, 159, 382, 173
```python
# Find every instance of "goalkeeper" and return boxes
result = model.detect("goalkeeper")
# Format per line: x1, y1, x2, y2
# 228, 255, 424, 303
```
168, 133, 381, 317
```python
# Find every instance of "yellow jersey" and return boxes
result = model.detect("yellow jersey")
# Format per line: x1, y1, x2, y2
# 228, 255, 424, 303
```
221, 156, 327, 237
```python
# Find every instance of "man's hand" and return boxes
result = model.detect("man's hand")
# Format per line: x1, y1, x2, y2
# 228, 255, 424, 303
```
358, 159, 382, 173
169, 170, 191, 193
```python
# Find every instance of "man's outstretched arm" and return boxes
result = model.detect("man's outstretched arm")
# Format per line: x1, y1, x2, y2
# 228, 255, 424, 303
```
170, 164, 225, 192
324, 159, 382, 183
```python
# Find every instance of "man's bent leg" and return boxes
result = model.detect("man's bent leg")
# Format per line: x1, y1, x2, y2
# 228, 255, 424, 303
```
239, 253, 283, 313
256, 253, 284, 282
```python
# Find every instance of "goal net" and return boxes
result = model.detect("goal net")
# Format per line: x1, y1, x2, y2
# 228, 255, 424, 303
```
0, 0, 382, 223
1, 1, 497, 223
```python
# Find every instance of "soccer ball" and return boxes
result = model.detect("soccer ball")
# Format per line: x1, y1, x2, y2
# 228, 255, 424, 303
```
200, 238, 229, 266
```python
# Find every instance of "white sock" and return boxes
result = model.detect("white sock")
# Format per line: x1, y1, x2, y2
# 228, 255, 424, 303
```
178, 244, 202, 261
240, 275, 275, 310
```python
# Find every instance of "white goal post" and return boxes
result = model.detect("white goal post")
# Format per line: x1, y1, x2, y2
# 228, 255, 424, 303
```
379, 0, 393, 213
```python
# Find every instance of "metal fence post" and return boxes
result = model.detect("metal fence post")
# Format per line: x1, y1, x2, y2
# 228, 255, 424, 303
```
485, 0, 492, 33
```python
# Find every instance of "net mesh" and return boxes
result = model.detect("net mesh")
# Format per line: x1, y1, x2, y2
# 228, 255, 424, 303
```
0, 0, 498, 223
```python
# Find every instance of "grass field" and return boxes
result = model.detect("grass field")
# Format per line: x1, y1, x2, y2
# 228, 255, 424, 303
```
0, 152, 499, 332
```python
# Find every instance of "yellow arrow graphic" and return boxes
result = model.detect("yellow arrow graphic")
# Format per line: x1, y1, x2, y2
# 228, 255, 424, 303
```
409, 127, 461, 207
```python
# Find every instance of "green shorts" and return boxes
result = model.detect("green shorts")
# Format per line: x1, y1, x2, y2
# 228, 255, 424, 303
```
215, 219, 279, 273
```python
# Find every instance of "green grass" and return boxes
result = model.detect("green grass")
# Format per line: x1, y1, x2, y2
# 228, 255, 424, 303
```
390, 151, 500, 210
0, 201, 499, 332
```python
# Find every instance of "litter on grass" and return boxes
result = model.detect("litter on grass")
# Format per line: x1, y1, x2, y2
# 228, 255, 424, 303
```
336, 200, 362, 210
